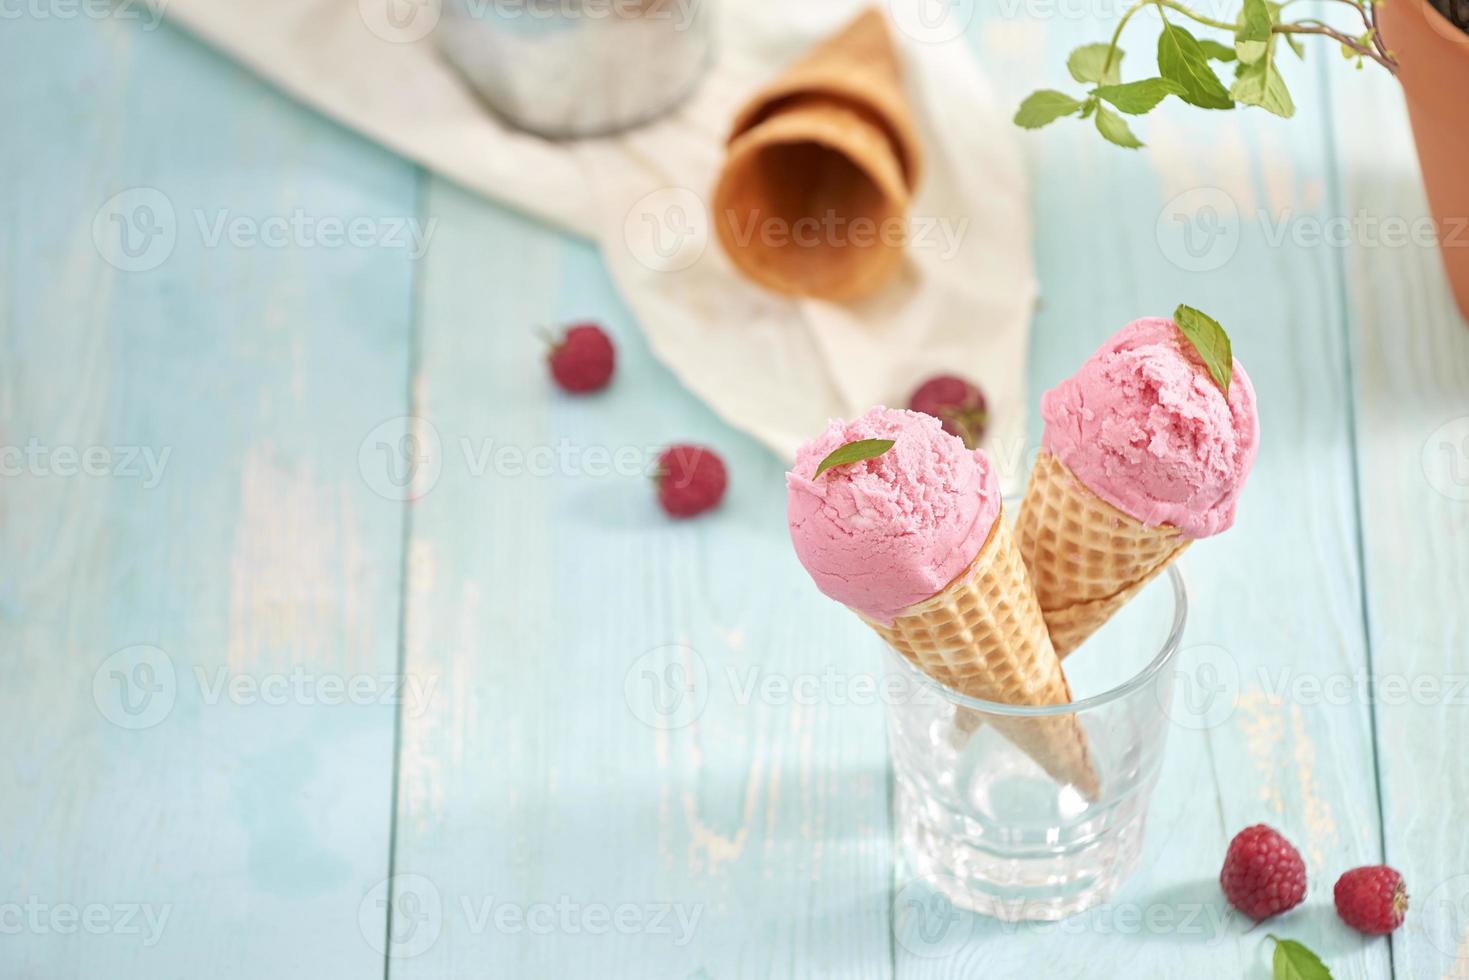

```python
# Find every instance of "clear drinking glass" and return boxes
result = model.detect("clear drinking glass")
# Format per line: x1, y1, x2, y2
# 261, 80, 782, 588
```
883, 563, 1187, 922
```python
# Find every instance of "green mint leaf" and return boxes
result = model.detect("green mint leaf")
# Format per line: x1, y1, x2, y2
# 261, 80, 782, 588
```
1081, 96, 1099, 119
813, 439, 896, 479
1286, 32, 1307, 59
1015, 90, 1087, 128
1236, 0, 1274, 64
1173, 304, 1233, 395
1068, 43, 1124, 85
1231, 59, 1296, 117
1199, 38, 1238, 61
1158, 23, 1235, 109
1270, 936, 1334, 980
1094, 104, 1144, 147
1095, 77, 1185, 114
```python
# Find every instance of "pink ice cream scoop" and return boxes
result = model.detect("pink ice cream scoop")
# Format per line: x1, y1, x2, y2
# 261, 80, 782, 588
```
1041, 316, 1260, 538
786, 407, 1002, 625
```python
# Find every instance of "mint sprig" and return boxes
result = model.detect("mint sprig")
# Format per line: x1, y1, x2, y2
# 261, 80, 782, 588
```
1174, 304, 1233, 396
813, 439, 895, 479
1013, 0, 1396, 146
1269, 935, 1334, 980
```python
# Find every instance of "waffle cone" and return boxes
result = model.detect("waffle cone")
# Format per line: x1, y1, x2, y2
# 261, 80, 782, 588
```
712, 8, 921, 301
1016, 451, 1190, 657
861, 512, 1100, 799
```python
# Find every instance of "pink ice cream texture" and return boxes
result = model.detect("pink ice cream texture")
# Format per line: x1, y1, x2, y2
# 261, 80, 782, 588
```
786, 407, 1002, 625
1041, 316, 1260, 539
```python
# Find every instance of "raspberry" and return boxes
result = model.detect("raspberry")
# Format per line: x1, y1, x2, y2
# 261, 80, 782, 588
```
908, 375, 989, 449
546, 323, 615, 393
655, 445, 727, 518
1334, 866, 1408, 934
1220, 825, 1307, 920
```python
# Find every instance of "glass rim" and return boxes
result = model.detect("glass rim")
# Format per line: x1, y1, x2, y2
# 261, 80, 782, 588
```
883, 563, 1188, 718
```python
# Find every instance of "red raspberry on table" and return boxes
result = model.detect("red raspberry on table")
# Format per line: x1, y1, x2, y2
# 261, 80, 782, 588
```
1220, 825, 1308, 920
545, 322, 615, 393
655, 445, 727, 518
908, 375, 989, 449
1334, 866, 1408, 934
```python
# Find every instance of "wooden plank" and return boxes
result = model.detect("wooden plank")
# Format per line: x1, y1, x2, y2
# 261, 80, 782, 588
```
384, 180, 894, 978
889, 18, 1389, 979
1327, 56, 1469, 980
0, 17, 417, 978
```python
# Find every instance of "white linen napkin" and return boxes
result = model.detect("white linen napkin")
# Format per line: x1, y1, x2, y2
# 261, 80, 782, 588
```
162, 0, 1036, 475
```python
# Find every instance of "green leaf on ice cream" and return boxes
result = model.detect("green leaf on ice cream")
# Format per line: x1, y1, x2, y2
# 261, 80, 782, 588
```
814, 439, 895, 479
1173, 305, 1234, 396
1270, 936, 1334, 980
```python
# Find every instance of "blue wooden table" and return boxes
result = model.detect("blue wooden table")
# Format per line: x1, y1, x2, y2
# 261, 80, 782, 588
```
3, 6, 1467, 979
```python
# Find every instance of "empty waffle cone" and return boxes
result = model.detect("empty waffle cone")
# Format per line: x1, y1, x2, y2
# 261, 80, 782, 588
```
861, 511, 1101, 799
712, 8, 922, 301
713, 96, 910, 301
1016, 451, 1190, 657
728, 8, 922, 187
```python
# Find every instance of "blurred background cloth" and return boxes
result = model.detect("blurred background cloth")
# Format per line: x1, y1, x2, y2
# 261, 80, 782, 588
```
162, 0, 1036, 470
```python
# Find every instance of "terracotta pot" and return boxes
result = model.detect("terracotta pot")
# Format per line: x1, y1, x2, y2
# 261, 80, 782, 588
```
1379, 0, 1469, 321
